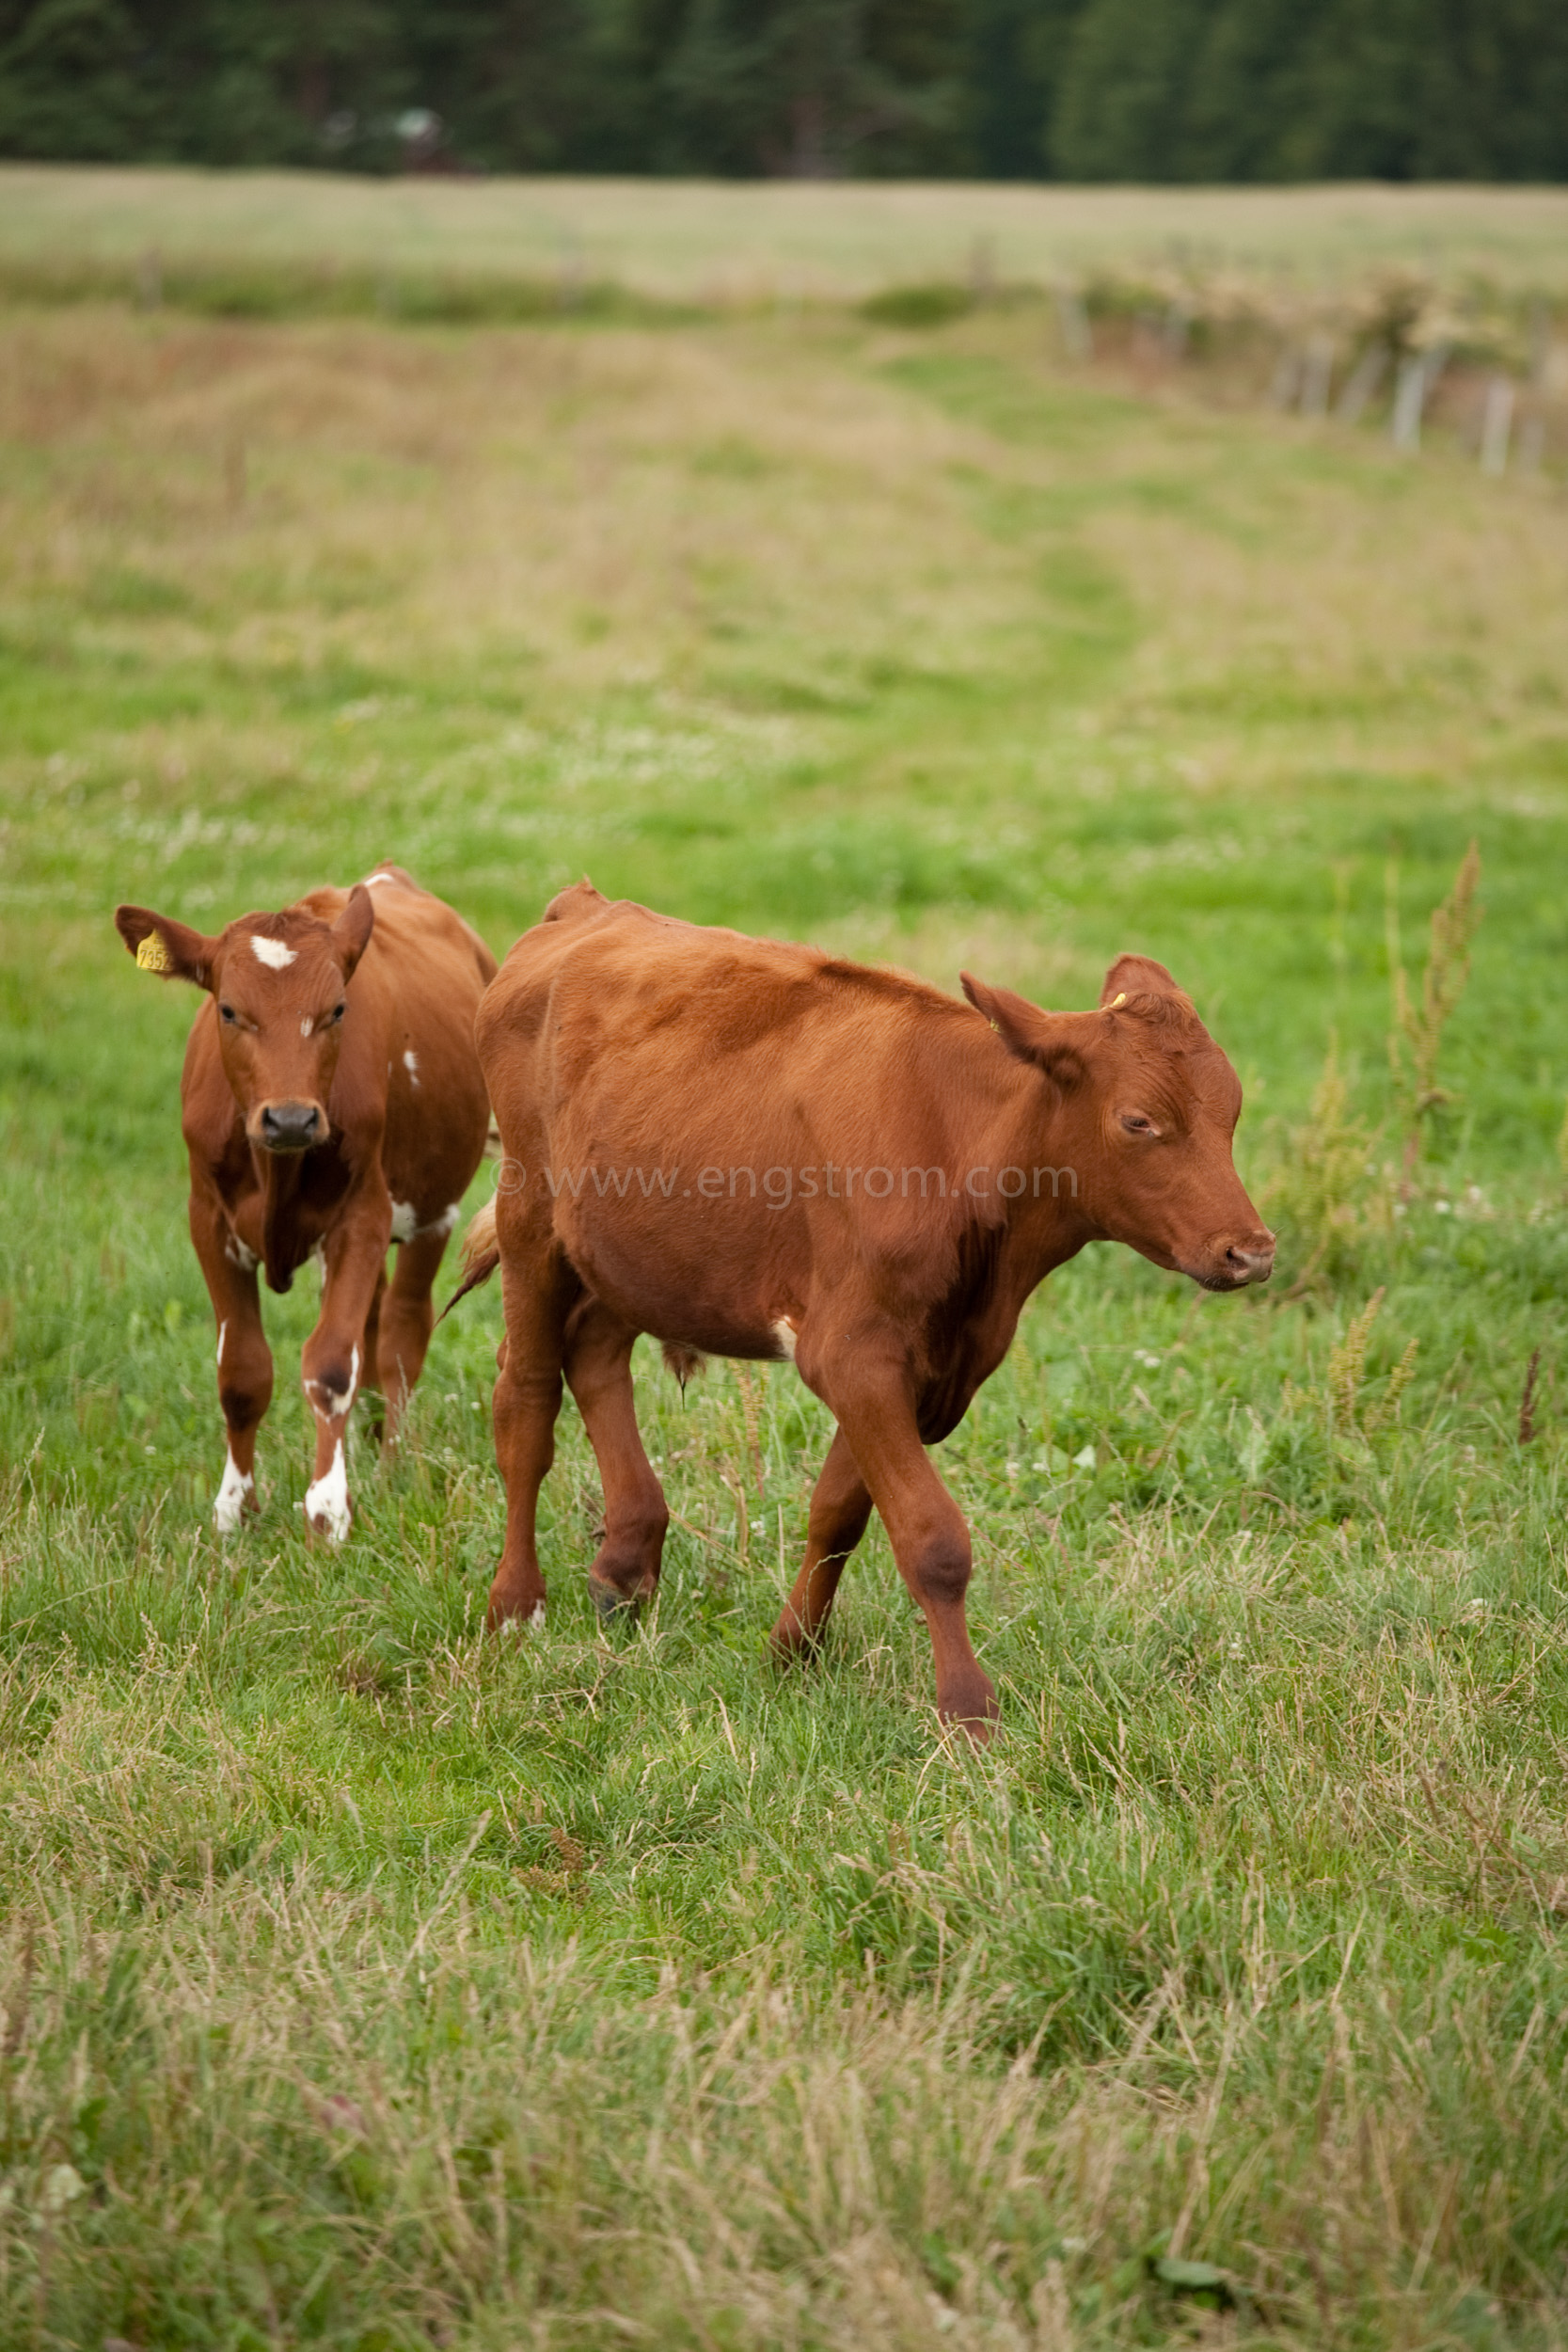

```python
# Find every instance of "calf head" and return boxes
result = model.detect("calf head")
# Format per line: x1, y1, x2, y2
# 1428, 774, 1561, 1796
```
961, 953, 1274, 1291
116, 890, 375, 1155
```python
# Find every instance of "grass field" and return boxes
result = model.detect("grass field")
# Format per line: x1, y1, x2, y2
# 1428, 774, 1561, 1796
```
4, 217, 1568, 2349
6, 165, 1568, 302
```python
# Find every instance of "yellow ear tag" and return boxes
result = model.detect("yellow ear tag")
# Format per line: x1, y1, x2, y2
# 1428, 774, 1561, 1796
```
136, 931, 173, 973
1104, 992, 1127, 1011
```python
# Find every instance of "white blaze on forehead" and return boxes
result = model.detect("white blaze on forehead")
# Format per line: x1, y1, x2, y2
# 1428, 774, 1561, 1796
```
305, 1440, 351, 1543
301, 1016, 313, 1038
214, 1445, 254, 1534
250, 935, 296, 970
403, 1050, 420, 1085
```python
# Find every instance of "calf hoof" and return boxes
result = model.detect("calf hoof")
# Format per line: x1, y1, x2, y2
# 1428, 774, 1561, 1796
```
304, 1497, 353, 1545
768, 1615, 826, 1665
588, 1576, 642, 1623
213, 1468, 258, 1537
486, 1595, 547, 1632
936, 1677, 1000, 1745
304, 1444, 353, 1544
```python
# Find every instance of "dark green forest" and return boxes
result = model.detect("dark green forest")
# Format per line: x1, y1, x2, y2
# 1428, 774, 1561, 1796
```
1, 0, 1565, 181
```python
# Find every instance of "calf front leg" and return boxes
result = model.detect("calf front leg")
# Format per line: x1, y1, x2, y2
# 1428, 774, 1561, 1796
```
373, 1222, 451, 1444
814, 1348, 997, 1736
189, 1184, 273, 1533
301, 1199, 392, 1541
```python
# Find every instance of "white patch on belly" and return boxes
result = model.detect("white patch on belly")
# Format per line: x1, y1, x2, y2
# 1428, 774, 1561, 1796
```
403, 1050, 420, 1085
305, 1440, 351, 1542
215, 1319, 227, 1368
214, 1445, 254, 1534
771, 1317, 799, 1361
529, 1601, 546, 1629
306, 1343, 359, 1422
225, 1232, 258, 1274
250, 935, 295, 970
300, 1015, 313, 1038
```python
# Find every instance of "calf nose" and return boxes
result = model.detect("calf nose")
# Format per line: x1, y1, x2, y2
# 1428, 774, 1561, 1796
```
259, 1099, 324, 1152
1225, 1241, 1275, 1285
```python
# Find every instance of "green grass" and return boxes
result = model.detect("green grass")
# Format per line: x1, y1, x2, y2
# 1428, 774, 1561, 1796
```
5, 166, 1568, 299
4, 274, 1568, 2347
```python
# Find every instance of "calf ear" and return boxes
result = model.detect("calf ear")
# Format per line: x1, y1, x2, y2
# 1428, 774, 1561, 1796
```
961, 973, 1084, 1089
115, 905, 216, 989
330, 883, 375, 982
1101, 953, 1180, 1008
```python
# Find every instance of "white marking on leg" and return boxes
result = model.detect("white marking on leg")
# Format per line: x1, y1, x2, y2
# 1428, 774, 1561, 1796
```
307, 1343, 359, 1421
214, 1445, 254, 1534
529, 1601, 546, 1629
215, 1319, 227, 1368
305, 1439, 351, 1542
250, 936, 296, 970
403, 1049, 420, 1085
771, 1316, 799, 1361
225, 1232, 258, 1274
428, 1202, 460, 1238
389, 1200, 417, 1243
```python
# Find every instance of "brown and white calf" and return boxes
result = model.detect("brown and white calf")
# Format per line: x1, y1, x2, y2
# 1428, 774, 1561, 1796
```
456, 882, 1274, 1734
116, 865, 496, 1538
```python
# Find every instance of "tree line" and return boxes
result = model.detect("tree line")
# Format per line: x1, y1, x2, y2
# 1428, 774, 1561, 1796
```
1, 0, 1565, 182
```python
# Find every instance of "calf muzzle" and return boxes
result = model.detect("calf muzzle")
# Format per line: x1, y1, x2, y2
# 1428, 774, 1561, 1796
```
1225, 1243, 1275, 1284
1208, 1236, 1275, 1290
253, 1098, 327, 1154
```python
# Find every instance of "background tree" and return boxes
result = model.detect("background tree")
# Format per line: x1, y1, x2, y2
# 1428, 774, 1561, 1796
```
1, 0, 1565, 178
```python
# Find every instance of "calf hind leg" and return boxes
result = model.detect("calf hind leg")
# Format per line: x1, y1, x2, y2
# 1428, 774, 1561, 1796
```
487, 1245, 578, 1629
769, 1423, 872, 1661
359, 1269, 388, 1445
374, 1225, 451, 1442
563, 1299, 668, 1618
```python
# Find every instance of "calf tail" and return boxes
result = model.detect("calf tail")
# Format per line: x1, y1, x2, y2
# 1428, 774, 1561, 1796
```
438, 1198, 500, 1321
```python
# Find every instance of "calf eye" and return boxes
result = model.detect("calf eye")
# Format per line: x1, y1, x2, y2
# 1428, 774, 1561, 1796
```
1120, 1112, 1158, 1136
219, 1004, 237, 1025
332, 1001, 347, 1024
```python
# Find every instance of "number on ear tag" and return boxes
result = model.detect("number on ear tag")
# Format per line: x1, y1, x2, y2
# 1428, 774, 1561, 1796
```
136, 932, 173, 973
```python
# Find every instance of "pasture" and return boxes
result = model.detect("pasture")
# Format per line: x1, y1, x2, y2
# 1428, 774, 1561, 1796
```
3, 185, 1568, 2347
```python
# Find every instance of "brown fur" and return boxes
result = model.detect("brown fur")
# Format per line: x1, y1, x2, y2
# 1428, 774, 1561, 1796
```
116, 863, 496, 1537
467, 882, 1273, 1733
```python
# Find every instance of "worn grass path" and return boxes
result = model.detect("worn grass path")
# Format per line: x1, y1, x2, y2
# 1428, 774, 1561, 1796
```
3, 291, 1568, 2347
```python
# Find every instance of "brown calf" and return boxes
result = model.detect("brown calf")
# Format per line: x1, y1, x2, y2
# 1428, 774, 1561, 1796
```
116, 865, 496, 1538
461, 882, 1273, 1732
